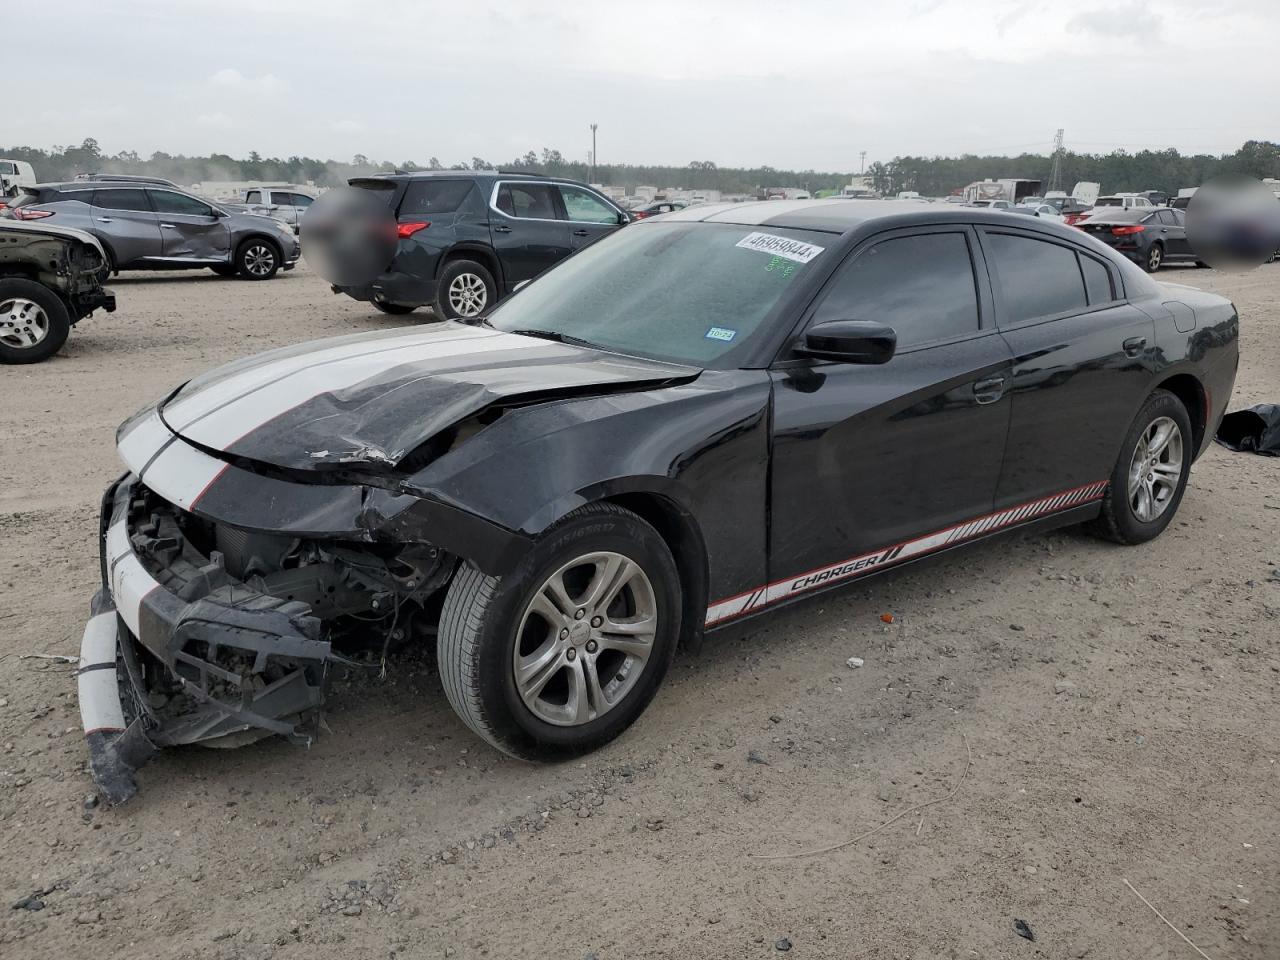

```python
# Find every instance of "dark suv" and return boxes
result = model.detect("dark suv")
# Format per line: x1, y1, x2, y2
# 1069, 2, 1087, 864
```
334, 171, 629, 318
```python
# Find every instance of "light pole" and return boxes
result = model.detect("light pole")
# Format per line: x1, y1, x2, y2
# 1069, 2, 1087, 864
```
590, 123, 598, 184
859, 150, 866, 175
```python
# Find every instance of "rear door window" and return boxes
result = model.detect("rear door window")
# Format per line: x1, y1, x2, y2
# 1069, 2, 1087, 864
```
399, 179, 474, 217
495, 183, 559, 220
812, 231, 980, 349
91, 188, 152, 212
985, 233, 1089, 324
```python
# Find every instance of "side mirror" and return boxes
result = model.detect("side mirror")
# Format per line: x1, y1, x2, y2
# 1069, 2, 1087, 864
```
617, 211, 630, 225
798, 320, 896, 364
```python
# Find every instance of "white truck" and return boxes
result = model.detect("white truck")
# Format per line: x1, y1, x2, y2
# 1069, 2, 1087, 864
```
962, 178, 1042, 205
0, 159, 37, 197
219, 185, 317, 232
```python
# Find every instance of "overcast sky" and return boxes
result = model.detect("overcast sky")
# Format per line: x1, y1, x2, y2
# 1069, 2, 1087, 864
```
13, 0, 1276, 171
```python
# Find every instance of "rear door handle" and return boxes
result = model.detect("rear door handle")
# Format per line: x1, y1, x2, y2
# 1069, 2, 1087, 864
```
95, 217, 113, 223
160, 223, 177, 229
1122, 336, 1147, 357
572, 228, 590, 237
973, 375, 1006, 404
492, 224, 512, 233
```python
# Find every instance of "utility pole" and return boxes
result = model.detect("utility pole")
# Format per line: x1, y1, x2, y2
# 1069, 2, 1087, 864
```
1049, 128, 1064, 192
859, 150, 867, 175
590, 123, 598, 184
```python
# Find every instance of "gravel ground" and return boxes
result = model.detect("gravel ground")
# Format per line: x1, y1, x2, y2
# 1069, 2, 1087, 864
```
1, 262, 1277, 960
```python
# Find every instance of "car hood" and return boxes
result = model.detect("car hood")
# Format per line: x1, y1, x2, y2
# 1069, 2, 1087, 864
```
156, 321, 699, 474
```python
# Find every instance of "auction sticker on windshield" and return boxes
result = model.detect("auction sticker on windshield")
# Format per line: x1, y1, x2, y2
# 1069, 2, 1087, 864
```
734, 232, 825, 263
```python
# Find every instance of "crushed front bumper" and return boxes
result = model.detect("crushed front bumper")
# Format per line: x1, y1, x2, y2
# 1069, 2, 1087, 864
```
78, 476, 332, 804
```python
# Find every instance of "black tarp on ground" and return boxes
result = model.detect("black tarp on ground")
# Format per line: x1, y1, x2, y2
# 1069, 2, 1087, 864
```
1215, 404, 1280, 456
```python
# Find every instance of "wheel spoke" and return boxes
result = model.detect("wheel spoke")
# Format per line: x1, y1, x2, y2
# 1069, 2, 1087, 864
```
597, 632, 652, 659
541, 571, 576, 618
580, 555, 633, 611
1133, 483, 1152, 522
568, 659, 592, 723
515, 639, 563, 697
1148, 422, 1174, 457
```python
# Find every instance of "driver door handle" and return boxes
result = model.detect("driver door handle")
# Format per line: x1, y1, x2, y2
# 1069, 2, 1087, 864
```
95, 217, 113, 223
160, 223, 177, 229
972, 375, 1006, 404
492, 224, 512, 233
572, 228, 590, 237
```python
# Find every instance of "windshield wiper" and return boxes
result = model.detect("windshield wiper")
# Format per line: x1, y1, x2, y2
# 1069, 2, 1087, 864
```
508, 328, 601, 349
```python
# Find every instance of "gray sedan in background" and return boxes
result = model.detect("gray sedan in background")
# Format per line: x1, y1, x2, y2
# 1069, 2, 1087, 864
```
2, 181, 300, 279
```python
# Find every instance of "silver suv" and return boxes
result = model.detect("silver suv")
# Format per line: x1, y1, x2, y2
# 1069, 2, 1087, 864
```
3, 181, 300, 279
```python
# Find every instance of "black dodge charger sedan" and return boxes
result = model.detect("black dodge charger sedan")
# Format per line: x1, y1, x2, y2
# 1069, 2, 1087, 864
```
79, 200, 1239, 801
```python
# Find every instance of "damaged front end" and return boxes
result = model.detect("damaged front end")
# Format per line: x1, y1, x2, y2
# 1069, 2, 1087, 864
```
80, 476, 454, 804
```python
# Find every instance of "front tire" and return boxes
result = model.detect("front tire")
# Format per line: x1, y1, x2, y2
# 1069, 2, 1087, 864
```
235, 239, 280, 280
433, 259, 496, 321
0, 278, 71, 364
1088, 389, 1192, 545
437, 502, 681, 761
1144, 243, 1164, 273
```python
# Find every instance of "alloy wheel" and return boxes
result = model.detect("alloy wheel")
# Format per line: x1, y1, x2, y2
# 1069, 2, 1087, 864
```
0, 297, 50, 349
1147, 245, 1162, 271
244, 244, 276, 277
448, 272, 488, 317
1127, 416, 1183, 522
513, 551, 657, 726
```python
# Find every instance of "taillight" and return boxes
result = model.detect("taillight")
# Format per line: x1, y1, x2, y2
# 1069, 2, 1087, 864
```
396, 221, 429, 238
1110, 225, 1145, 236
632, 211, 649, 219
14, 207, 53, 220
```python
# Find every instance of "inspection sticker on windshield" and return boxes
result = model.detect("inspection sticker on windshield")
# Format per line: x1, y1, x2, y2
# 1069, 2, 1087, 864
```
734, 232, 824, 264
705, 327, 737, 342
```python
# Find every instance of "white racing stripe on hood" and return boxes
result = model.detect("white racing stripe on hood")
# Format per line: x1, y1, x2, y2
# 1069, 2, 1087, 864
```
167, 331, 545, 452
117, 408, 174, 473
163, 326, 494, 431
140, 438, 227, 510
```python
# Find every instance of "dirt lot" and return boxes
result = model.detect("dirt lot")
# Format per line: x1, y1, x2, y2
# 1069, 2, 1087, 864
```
1, 261, 1277, 960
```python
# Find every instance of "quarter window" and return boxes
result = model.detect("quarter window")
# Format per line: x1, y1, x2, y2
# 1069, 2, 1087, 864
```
1079, 254, 1114, 305
399, 179, 474, 216
150, 191, 215, 216
91, 188, 151, 212
495, 183, 558, 220
245, 190, 262, 203
985, 233, 1088, 324
559, 186, 618, 223
812, 232, 980, 349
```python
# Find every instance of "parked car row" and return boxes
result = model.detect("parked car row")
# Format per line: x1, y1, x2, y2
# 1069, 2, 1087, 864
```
1, 180, 300, 279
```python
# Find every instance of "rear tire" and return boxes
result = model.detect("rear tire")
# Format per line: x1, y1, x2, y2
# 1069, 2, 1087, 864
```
437, 502, 681, 761
433, 259, 496, 321
1088, 389, 1192, 545
0, 278, 71, 364
235, 239, 280, 280
373, 301, 417, 316
1144, 243, 1164, 273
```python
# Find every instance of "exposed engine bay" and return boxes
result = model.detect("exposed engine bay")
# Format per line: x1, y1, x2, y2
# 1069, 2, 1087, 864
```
86, 479, 456, 802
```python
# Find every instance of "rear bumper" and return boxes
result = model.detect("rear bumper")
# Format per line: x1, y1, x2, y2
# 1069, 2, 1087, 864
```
334, 270, 437, 307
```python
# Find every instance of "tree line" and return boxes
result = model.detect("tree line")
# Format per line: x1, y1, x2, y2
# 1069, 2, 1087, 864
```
4, 138, 1278, 197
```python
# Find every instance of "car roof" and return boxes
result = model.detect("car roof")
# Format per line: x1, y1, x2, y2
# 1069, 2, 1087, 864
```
660, 198, 1084, 236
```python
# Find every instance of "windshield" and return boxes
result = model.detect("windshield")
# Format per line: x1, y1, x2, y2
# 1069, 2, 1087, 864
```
1095, 197, 1122, 206
486, 221, 830, 366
